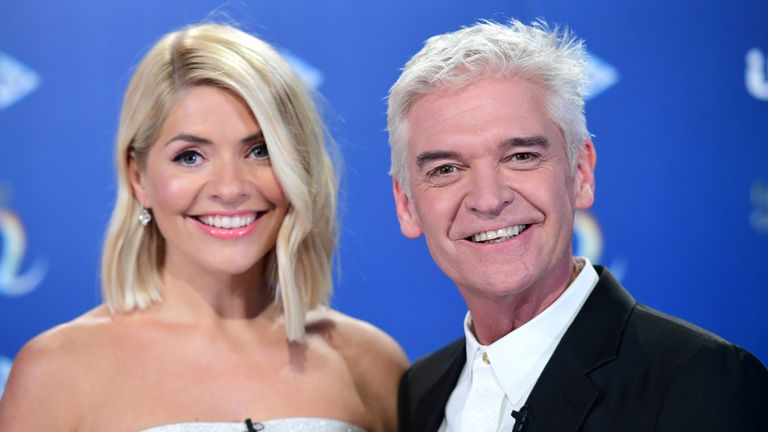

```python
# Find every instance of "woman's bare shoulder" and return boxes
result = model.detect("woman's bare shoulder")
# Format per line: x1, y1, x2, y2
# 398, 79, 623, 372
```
0, 306, 115, 430
18, 306, 118, 363
308, 308, 408, 369
307, 308, 408, 432
12, 306, 114, 369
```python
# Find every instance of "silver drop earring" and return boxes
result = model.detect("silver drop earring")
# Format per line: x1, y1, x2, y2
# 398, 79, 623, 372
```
138, 208, 152, 226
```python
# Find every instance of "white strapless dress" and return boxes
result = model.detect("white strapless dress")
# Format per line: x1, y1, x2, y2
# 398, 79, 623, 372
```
141, 417, 367, 432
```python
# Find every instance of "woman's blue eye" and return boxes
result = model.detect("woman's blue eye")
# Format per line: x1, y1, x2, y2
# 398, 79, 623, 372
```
249, 144, 269, 159
173, 150, 203, 166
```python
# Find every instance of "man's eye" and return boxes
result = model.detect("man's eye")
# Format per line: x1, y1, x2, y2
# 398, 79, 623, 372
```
249, 144, 269, 159
173, 150, 203, 166
429, 165, 457, 177
423, 163, 465, 187
506, 152, 540, 163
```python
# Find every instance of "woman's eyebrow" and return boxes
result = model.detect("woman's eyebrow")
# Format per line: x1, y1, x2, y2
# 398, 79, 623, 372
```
163, 131, 265, 147
164, 134, 212, 147
241, 131, 265, 144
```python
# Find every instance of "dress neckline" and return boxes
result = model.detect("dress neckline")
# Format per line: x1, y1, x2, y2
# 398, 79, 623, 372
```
140, 416, 368, 432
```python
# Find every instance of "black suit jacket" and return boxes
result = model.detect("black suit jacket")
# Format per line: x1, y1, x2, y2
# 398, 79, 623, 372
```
398, 266, 768, 431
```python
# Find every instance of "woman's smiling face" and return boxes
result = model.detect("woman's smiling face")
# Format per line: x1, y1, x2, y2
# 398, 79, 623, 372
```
130, 85, 289, 278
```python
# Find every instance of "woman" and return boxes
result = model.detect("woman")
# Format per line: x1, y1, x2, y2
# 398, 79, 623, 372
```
0, 23, 407, 431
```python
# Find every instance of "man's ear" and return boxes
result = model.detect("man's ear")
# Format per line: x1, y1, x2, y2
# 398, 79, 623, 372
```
392, 178, 423, 239
128, 152, 149, 208
574, 139, 597, 210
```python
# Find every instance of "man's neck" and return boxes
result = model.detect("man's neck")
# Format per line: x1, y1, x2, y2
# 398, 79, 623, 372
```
465, 258, 583, 345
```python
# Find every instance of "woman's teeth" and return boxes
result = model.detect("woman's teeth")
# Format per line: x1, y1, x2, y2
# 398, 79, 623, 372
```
197, 214, 256, 229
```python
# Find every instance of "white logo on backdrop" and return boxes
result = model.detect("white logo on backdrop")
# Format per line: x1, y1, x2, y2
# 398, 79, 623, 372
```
573, 210, 627, 281
751, 180, 768, 234
585, 52, 619, 101
746, 48, 768, 101
279, 49, 324, 90
0, 356, 11, 400
0, 51, 41, 110
0, 205, 48, 297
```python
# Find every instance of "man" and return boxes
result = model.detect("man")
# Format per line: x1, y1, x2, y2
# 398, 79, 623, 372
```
387, 20, 768, 431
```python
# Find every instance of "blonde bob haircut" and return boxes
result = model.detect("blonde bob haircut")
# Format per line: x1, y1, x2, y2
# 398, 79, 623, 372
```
101, 23, 338, 341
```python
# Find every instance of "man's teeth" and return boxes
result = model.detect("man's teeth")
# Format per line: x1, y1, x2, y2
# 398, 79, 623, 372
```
198, 214, 256, 229
471, 225, 527, 243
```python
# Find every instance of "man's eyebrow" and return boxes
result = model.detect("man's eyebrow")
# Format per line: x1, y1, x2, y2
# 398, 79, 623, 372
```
414, 136, 549, 169
502, 135, 550, 149
415, 150, 461, 171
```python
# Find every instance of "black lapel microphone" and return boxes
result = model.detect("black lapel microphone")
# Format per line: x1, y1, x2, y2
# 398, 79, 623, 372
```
511, 405, 534, 432
244, 418, 265, 431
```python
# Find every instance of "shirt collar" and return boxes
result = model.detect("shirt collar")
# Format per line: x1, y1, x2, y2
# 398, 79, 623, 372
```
463, 257, 599, 405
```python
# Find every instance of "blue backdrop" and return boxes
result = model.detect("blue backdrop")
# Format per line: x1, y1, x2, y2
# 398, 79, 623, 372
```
2, 0, 767, 397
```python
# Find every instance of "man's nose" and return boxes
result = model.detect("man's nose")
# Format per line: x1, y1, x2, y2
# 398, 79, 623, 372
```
209, 158, 251, 206
465, 168, 514, 216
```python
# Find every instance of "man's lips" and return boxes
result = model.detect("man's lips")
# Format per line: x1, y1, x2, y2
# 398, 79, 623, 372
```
464, 224, 531, 244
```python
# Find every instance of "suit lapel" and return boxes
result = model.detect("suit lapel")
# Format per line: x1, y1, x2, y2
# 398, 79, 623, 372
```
524, 267, 636, 432
524, 350, 598, 431
413, 340, 466, 432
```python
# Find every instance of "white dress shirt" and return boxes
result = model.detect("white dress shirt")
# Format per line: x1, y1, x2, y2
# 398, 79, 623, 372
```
440, 258, 599, 432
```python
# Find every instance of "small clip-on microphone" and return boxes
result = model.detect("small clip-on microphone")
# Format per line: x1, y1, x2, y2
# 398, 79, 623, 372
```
511, 405, 534, 432
244, 418, 264, 432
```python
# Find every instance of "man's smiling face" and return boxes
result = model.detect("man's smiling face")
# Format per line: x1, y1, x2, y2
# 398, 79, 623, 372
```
393, 77, 595, 304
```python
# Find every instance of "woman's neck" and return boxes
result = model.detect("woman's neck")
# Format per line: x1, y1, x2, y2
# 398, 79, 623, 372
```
157, 257, 276, 323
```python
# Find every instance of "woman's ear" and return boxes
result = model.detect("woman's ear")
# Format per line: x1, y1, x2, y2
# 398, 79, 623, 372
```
128, 151, 149, 207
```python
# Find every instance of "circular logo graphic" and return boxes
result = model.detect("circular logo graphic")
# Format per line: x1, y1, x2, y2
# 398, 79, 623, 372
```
573, 210, 627, 281
751, 180, 768, 234
746, 48, 768, 101
0, 209, 48, 297
0, 355, 12, 400
573, 210, 603, 262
